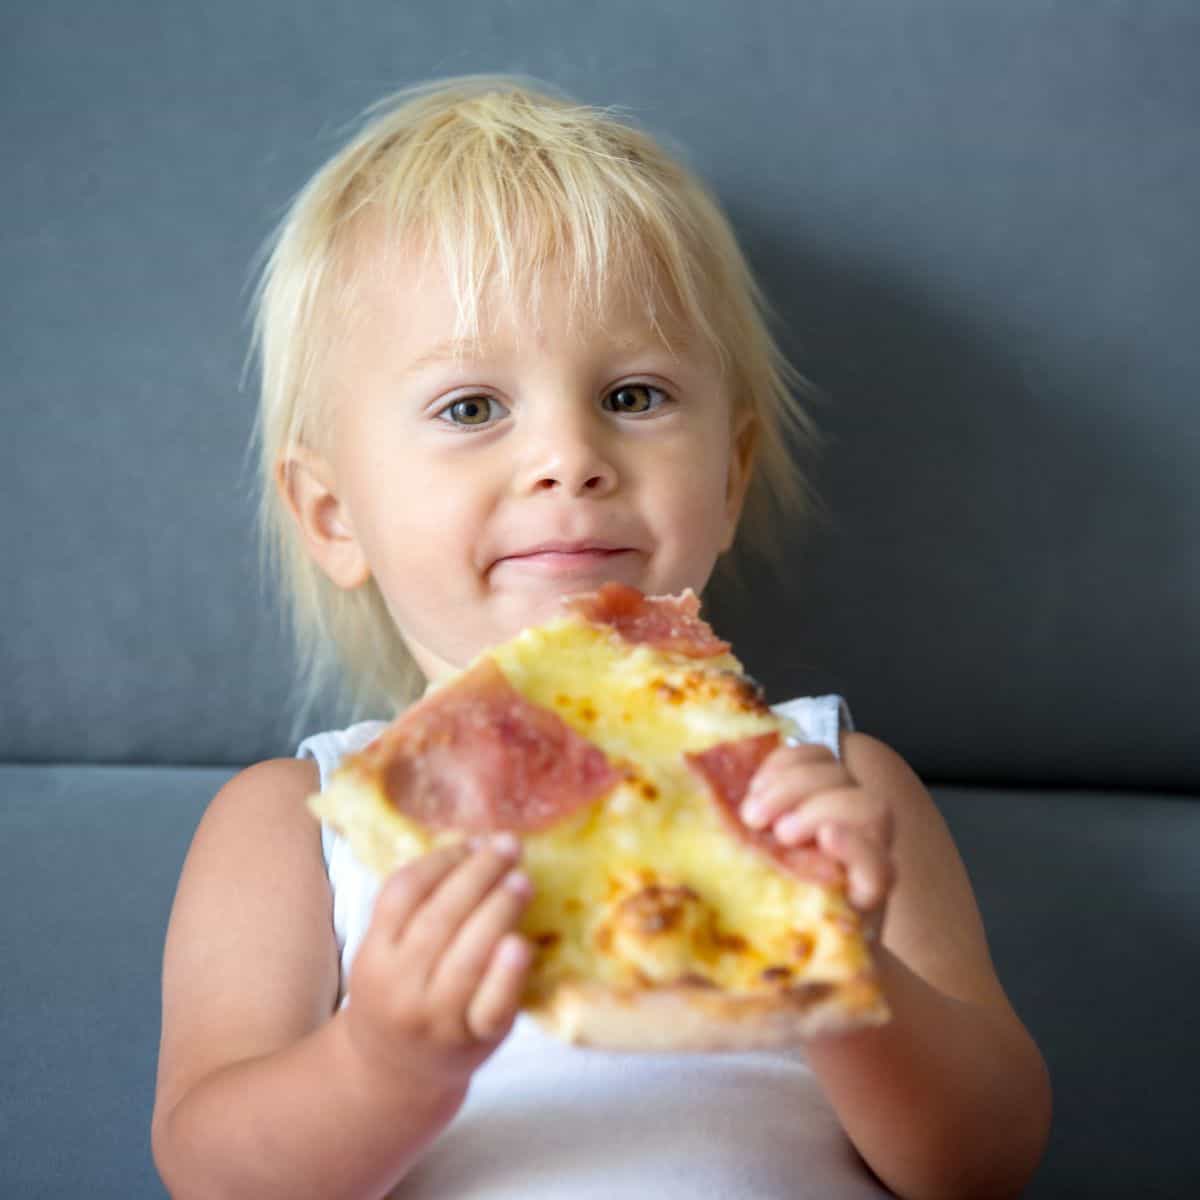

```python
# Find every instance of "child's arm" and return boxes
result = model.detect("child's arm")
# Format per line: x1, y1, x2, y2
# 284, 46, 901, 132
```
152, 759, 533, 1200
742, 734, 1052, 1200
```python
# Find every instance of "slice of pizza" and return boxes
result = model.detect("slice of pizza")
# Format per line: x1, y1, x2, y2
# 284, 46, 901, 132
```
310, 584, 890, 1050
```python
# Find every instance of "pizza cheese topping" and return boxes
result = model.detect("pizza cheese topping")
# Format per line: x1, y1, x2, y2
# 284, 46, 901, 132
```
312, 587, 889, 1048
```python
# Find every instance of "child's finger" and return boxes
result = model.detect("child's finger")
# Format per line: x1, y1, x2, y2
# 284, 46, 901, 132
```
371, 842, 473, 939
465, 934, 533, 1042
740, 762, 850, 829
398, 838, 522, 976
428, 866, 533, 1021
773, 788, 891, 847
817, 823, 894, 911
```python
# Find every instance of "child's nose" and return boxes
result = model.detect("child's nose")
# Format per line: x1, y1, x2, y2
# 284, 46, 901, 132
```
526, 452, 617, 496
530, 466, 613, 494
517, 416, 618, 498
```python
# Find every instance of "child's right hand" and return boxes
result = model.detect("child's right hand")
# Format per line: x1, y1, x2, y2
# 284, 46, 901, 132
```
340, 836, 534, 1098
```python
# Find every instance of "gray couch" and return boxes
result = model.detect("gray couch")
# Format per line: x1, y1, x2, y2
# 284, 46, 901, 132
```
4, 3, 1198, 1197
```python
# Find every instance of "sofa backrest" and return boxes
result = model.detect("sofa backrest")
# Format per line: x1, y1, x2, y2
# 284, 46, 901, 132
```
5, 2, 1197, 791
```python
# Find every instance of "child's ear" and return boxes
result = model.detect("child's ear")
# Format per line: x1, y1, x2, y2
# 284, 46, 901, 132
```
720, 411, 758, 551
275, 447, 371, 589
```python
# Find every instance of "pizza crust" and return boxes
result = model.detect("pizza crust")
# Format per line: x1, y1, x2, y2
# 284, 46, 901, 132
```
529, 974, 890, 1052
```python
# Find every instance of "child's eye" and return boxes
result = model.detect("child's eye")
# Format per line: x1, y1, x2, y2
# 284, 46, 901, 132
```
438, 395, 507, 427
603, 383, 667, 415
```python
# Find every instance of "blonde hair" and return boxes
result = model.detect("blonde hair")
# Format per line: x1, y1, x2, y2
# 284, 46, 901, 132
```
251, 75, 819, 723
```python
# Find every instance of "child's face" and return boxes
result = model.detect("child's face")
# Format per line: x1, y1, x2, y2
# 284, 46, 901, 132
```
288, 237, 754, 684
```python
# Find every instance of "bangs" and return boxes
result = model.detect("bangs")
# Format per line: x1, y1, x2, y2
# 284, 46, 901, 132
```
335, 86, 727, 365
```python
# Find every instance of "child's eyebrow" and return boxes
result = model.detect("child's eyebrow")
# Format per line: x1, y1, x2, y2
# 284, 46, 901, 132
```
399, 331, 694, 380
401, 337, 492, 378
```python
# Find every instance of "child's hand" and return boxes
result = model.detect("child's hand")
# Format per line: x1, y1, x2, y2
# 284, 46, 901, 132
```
740, 742, 895, 940
343, 836, 534, 1095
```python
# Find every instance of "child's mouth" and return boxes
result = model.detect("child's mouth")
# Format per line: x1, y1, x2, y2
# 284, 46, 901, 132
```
494, 548, 637, 579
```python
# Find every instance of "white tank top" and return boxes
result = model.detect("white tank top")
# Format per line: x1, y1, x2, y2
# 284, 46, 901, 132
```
299, 696, 892, 1199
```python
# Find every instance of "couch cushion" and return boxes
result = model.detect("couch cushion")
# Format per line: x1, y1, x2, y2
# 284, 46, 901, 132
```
1, 765, 227, 1199
3, 769, 1198, 1197
938, 786, 1200, 1198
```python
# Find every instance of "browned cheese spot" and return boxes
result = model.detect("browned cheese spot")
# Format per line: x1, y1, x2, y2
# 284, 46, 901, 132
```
615, 884, 701, 936
792, 931, 816, 963
726, 671, 769, 713
604, 873, 629, 902
715, 930, 749, 954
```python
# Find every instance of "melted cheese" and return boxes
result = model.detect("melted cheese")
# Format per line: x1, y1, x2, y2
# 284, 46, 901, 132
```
313, 614, 872, 1003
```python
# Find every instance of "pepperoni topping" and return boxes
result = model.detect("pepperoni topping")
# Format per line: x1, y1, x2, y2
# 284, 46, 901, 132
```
685, 733, 842, 884
564, 584, 731, 658
354, 659, 621, 833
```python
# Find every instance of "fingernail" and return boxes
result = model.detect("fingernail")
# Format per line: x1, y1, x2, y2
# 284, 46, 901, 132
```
499, 934, 530, 966
503, 869, 532, 896
775, 813, 804, 843
491, 832, 521, 858
741, 800, 766, 827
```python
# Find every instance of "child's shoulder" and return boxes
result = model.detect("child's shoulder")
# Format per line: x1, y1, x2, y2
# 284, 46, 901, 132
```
841, 732, 926, 809
209, 755, 321, 822
164, 756, 334, 1017
185, 757, 324, 881
841, 730, 951, 866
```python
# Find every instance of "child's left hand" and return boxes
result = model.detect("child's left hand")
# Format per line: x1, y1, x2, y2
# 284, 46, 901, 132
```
740, 741, 895, 941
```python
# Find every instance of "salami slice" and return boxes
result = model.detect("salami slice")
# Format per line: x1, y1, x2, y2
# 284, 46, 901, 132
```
685, 733, 842, 884
353, 659, 620, 833
563, 583, 731, 658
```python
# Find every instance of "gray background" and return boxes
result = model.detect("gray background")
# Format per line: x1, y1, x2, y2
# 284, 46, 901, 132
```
5, 1, 1197, 789
3, 4, 1200, 1198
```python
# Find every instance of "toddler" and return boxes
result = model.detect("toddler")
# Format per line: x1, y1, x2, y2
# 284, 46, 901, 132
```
152, 76, 1051, 1199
